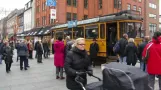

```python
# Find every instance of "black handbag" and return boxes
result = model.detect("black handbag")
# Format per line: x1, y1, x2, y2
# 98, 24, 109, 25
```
142, 43, 153, 63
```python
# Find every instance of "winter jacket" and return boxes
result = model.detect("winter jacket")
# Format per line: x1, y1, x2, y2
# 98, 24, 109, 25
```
36, 42, 43, 55
17, 43, 28, 56
64, 47, 92, 90
124, 42, 138, 65
118, 38, 128, 57
3, 45, 13, 64
138, 41, 148, 62
65, 40, 73, 56
54, 40, 65, 67
43, 42, 49, 52
89, 42, 99, 58
142, 37, 161, 75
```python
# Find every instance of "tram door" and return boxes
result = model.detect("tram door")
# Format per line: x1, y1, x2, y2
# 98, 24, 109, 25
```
106, 23, 117, 57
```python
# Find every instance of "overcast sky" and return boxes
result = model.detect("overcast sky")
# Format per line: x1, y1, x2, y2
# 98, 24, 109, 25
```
0, 0, 161, 20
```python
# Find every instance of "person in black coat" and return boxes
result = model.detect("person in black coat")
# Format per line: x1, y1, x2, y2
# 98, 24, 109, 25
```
65, 38, 93, 90
118, 34, 128, 64
3, 42, 13, 73
36, 40, 43, 63
124, 38, 138, 66
89, 38, 99, 67
43, 40, 49, 58
138, 36, 150, 71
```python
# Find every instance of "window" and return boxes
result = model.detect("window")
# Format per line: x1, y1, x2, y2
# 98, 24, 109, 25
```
114, 0, 122, 9
139, 0, 141, 2
36, 18, 40, 27
64, 29, 72, 39
85, 25, 99, 39
42, 2, 46, 11
149, 14, 157, 19
73, 13, 77, 20
133, 5, 136, 11
84, 0, 88, 9
73, 27, 84, 39
138, 7, 141, 14
42, 16, 46, 25
149, 3, 156, 9
56, 31, 64, 39
127, 4, 131, 10
100, 24, 105, 39
99, 0, 102, 9
149, 23, 157, 32
36, 5, 40, 13
66, 12, 72, 21
67, 0, 71, 6
84, 15, 88, 19
73, 0, 77, 7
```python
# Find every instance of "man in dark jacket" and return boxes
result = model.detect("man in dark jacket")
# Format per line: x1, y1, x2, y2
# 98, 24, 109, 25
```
118, 34, 128, 64
43, 40, 49, 58
0, 40, 5, 64
36, 40, 43, 63
138, 36, 150, 71
89, 38, 99, 67
34, 41, 39, 58
17, 40, 28, 70
3, 42, 13, 73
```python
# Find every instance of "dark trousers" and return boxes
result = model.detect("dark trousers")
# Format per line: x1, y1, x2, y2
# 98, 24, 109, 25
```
17, 56, 19, 62
37, 54, 42, 63
29, 50, 33, 59
56, 67, 63, 77
20, 56, 27, 69
44, 50, 48, 58
148, 74, 161, 90
91, 57, 97, 67
6, 62, 12, 72
35, 51, 37, 58
127, 62, 136, 66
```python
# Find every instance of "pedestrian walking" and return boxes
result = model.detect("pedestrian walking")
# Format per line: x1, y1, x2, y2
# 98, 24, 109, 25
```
118, 33, 128, 64
142, 31, 161, 90
15, 40, 20, 62
3, 42, 13, 73
54, 37, 65, 79
36, 40, 43, 63
34, 41, 39, 58
138, 36, 150, 71
124, 38, 138, 66
64, 38, 93, 90
43, 39, 49, 58
17, 40, 29, 70
89, 38, 99, 67
27, 40, 34, 59
0, 39, 5, 64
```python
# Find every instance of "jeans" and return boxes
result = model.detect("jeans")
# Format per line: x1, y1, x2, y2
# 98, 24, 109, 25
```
119, 56, 126, 64
148, 74, 161, 90
140, 62, 147, 72
0, 55, 2, 64
56, 67, 63, 77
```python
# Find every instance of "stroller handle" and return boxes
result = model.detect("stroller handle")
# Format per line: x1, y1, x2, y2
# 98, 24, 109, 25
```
75, 71, 102, 90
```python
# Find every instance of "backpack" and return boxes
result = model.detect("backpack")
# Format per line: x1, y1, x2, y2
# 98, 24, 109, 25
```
113, 41, 120, 54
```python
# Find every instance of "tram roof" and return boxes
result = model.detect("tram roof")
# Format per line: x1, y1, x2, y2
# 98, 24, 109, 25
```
51, 11, 143, 29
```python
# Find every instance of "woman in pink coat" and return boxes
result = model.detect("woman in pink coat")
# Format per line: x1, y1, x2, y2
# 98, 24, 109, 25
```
54, 36, 65, 79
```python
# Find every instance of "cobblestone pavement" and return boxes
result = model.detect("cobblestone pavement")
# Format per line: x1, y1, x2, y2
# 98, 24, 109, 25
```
0, 50, 159, 90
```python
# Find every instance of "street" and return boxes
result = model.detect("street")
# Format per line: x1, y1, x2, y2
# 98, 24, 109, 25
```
0, 50, 159, 90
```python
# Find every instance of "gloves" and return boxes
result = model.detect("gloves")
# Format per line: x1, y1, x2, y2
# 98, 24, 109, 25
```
76, 72, 85, 76
87, 71, 93, 76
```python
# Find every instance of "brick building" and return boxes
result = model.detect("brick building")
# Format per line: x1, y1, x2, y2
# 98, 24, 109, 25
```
35, 0, 159, 36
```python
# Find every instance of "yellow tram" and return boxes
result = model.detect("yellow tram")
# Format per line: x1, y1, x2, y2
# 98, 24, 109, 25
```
51, 10, 143, 60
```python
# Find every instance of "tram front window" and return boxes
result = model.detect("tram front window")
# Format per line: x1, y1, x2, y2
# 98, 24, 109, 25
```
120, 22, 142, 38
85, 25, 99, 39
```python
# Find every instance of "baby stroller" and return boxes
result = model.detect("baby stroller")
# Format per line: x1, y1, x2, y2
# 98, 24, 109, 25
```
75, 72, 103, 90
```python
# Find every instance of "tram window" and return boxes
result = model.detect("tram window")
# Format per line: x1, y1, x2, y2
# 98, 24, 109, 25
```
55, 31, 64, 39
64, 28, 72, 39
85, 25, 99, 39
120, 22, 141, 38
73, 27, 84, 39
100, 24, 105, 39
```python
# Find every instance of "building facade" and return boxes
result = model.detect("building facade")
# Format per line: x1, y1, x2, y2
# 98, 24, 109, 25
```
144, 0, 159, 37
31, 0, 35, 28
17, 9, 24, 34
35, 0, 159, 36
24, 0, 33, 31
7, 9, 18, 35
159, 15, 161, 31
0, 18, 7, 39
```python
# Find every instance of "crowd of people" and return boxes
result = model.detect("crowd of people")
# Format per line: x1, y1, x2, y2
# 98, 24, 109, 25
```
0, 31, 161, 90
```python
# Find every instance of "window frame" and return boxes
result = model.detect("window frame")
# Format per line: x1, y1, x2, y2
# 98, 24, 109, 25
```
85, 24, 99, 39
73, 0, 77, 7
133, 5, 137, 11
127, 4, 131, 10
84, 0, 88, 9
67, 0, 72, 6
66, 12, 72, 21
99, 0, 102, 9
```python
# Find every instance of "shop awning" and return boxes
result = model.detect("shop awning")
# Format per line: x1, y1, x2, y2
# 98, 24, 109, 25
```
36, 26, 52, 36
